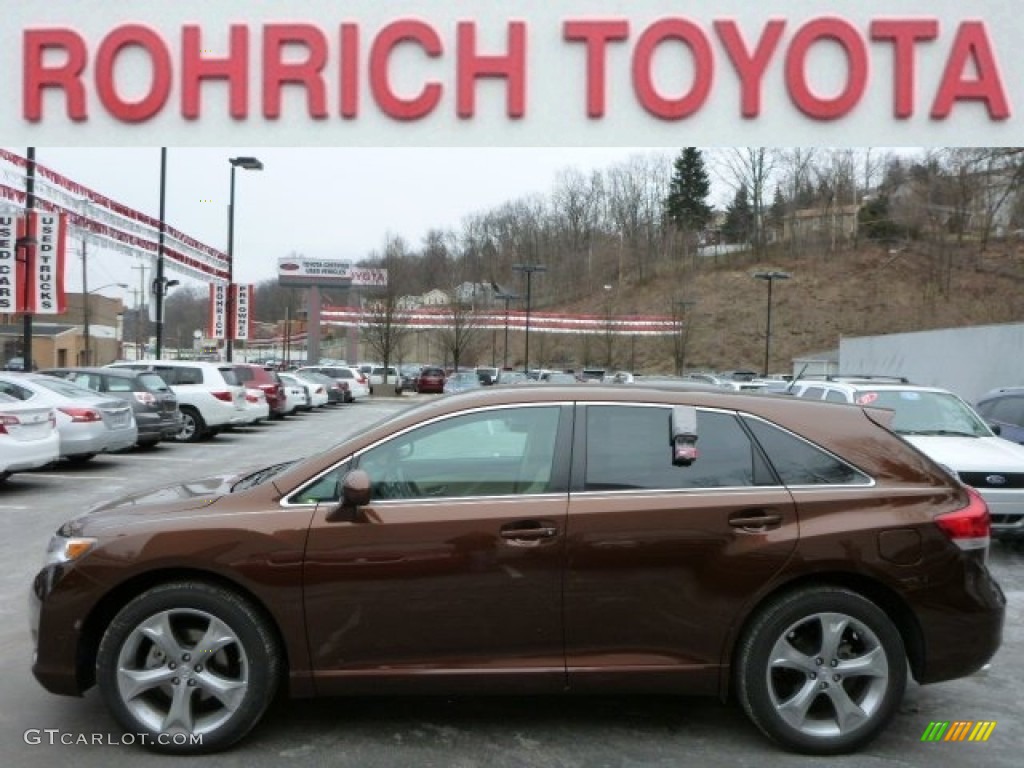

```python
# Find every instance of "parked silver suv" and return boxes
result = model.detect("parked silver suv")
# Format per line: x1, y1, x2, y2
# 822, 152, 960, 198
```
794, 376, 1024, 538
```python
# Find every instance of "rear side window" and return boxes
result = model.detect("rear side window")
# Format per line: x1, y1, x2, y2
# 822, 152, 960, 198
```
166, 367, 202, 385
218, 367, 241, 386
105, 376, 133, 393
800, 386, 825, 399
138, 373, 170, 392
824, 390, 849, 403
743, 416, 870, 486
583, 405, 756, 491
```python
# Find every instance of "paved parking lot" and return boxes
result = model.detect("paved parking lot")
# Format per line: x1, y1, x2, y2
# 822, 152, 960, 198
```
0, 396, 1020, 767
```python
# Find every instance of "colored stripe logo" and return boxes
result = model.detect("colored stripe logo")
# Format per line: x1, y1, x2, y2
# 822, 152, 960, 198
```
921, 721, 996, 742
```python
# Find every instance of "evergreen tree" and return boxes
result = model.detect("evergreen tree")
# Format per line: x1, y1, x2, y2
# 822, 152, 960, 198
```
723, 184, 754, 244
769, 186, 786, 233
665, 148, 713, 233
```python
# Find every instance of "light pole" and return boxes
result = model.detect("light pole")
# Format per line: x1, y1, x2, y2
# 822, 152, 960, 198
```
674, 298, 696, 375
83, 282, 128, 365
511, 264, 546, 375
494, 290, 519, 369
753, 271, 790, 376
226, 155, 263, 362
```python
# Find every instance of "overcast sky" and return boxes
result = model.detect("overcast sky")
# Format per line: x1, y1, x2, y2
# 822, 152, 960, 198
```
18, 147, 685, 304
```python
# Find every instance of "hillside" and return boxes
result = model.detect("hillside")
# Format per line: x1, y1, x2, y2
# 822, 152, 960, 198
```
552, 240, 1024, 375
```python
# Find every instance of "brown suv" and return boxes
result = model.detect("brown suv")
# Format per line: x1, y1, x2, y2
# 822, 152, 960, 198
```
29, 386, 1004, 755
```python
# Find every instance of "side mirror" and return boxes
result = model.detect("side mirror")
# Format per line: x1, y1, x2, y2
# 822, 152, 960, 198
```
326, 469, 372, 522
989, 422, 1002, 436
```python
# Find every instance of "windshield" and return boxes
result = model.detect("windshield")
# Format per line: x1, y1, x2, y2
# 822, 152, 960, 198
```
855, 390, 992, 437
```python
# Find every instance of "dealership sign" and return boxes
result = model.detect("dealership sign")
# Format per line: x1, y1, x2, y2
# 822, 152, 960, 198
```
278, 257, 387, 288
0, 1, 1019, 146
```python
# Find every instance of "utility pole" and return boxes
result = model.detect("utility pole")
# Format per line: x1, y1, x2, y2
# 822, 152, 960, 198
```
130, 265, 148, 358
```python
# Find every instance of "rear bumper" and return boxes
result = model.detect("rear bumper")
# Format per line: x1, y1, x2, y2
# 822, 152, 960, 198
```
982, 490, 1024, 536
912, 555, 1006, 684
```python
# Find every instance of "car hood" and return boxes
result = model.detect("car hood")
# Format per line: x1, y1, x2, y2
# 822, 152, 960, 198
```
902, 434, 1024, 472
81, 468, 243, 518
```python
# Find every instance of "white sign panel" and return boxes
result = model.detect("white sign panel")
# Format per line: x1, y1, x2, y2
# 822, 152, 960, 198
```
0, 1, 1020, 146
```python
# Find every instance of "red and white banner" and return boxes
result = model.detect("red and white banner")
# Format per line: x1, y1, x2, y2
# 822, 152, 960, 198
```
0, 213, 18, 313
33, 212, 68, 314
233, 284, 253, 341
0, 211, 67, 314
208, 283, 228, 340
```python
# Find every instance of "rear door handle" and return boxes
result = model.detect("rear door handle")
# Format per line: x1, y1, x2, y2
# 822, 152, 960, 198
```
500, 520, 560, 543
728, 510, 784, 532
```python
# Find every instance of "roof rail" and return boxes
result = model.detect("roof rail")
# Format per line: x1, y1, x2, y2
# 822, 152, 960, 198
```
820, 373, 911, 383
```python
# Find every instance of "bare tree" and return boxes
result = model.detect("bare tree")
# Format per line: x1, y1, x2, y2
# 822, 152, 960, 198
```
360, 236, 413, 384
716, 148, 778, 259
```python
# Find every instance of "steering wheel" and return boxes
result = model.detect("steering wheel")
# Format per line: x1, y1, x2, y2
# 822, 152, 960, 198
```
374, 452, 420, 499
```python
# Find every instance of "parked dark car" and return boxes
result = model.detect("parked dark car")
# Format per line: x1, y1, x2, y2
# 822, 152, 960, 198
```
232, 364, 287, 418
416, 366, 446, 394
976, 386, 1024, 444
39, 367, 181, 448
398, 365, 422, 393
30, 387, 1004, 755
294, 370, 346, 405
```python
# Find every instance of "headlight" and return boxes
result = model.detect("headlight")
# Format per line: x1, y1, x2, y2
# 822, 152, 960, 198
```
44, 535, 97, 566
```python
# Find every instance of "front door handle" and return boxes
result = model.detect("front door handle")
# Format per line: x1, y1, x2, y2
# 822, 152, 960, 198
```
500, 520, 560, 544
728, 510, 784, 532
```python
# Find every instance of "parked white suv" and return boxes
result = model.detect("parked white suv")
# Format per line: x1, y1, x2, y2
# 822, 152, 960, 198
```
794, 376, 1024, 538
107, 361, 249, 442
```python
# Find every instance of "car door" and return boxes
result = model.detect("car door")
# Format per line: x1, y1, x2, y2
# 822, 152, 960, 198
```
564, 403, 798, 694
302, 403, 573, 695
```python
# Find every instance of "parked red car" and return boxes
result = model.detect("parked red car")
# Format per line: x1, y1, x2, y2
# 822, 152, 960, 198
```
416, 366, 446, 394
232, 364, 287, 418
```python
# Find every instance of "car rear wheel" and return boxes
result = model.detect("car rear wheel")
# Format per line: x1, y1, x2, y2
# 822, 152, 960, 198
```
66, 453, 97, 464
175, 407, 206, 443
96, 581, 280, 754
735, 587, 906, 755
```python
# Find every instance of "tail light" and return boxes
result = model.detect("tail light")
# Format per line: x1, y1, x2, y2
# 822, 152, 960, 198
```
245, 392, 260, 403
0, 413, 20, 434
211, 390, 234, 403
339, 381, 350, 391
133, 391, 156, 405
315, 386, 325, 394
935, 485, 990, 551
357, 375, 367, 384
58, 406, 103, 423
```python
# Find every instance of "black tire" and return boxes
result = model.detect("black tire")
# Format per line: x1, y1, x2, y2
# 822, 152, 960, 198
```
735, 587, 906, 755
176, 407, 206, 443
66, 453, 97, 464
96, 581, 281, 754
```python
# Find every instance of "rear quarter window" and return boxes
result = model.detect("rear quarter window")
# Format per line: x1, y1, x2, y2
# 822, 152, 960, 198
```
743, 415, 870, 486
138, 373, 170, 392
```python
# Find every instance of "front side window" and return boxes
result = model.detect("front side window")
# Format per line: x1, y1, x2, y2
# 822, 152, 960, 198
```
356, 406, 562, 500
584, 405, 756, 491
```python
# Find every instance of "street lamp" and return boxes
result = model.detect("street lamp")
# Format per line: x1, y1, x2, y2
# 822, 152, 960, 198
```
511, 263, 546, 375
83, 282, 128, 365
753, 270, 791, 376
226, 155, 263, 362
494, 290, 520, 369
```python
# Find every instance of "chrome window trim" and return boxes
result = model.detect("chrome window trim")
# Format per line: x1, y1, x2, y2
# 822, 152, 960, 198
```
741, 413, 875, 488
280, 401, 570, 507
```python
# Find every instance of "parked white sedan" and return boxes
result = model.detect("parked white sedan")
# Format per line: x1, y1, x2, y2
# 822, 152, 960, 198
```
279, 372, 321, 410
0, 373, 137, 463
0, 391, 59, 482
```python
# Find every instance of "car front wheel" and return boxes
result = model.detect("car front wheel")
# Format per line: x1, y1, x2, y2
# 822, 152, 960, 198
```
96, 581, 280, 754
735, 587, 906, 755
